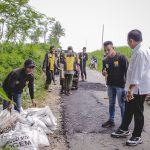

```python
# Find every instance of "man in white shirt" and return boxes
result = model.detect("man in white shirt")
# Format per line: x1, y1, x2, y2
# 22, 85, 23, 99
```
111, 29, 150, 146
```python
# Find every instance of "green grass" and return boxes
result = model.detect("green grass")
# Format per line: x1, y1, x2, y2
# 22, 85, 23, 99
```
87, 46, 131, 72
0, 147, 17, 150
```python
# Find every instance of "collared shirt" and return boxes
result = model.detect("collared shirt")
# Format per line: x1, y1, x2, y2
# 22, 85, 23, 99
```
125, 43, 150, 95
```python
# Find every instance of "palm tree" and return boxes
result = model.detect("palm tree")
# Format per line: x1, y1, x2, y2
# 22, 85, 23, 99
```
51, 21, 65, 43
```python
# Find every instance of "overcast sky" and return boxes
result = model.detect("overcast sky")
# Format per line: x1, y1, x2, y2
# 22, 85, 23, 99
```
29, 0, 150, 52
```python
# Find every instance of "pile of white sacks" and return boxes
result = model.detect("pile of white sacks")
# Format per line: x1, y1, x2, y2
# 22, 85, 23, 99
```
0, 106, 57, 150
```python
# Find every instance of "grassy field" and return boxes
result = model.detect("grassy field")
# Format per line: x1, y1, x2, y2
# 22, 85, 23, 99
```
87, 46, 131, 71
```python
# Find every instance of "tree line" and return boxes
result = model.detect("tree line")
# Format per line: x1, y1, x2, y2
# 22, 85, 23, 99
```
0, 0, 65, 46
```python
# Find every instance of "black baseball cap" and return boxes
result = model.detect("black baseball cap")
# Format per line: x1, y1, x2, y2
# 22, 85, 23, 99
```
24, 59, 35, 68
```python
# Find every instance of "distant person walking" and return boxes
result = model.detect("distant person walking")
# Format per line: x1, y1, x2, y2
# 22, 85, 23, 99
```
102, 41, 128, 128
111, 29, 150, 146
59, 51, 66, 94
43, 46, 57, 91
79, 47, 88, 81
90, 55, 97, 69
64, 46, 77, 96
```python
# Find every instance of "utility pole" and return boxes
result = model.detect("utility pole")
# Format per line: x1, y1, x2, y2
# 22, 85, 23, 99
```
101, 24, 104, 50
85, 40, 87, 49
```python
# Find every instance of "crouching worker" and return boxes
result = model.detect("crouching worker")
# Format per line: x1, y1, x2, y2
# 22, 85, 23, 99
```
2, 59, 36, 113
64, 46, 77, 96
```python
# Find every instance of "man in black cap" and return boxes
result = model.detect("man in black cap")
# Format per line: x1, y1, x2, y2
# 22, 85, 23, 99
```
2, 59, 36, 112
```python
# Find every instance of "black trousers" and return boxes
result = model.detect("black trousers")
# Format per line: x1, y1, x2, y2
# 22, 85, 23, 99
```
80, 64, 86, 80
60, 79, 65, 90
120, 94, 146, 137
46, 68, 55, 85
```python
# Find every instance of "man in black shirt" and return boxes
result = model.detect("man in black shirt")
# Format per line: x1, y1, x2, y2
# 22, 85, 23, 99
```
102, 41, 128, 128
3, 59, 36, 112
79, 47, 88, 81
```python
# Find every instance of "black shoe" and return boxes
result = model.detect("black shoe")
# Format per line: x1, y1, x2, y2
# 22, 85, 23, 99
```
65, 90, 69, 96
111, 128, 130, 138
126, 136, 143, 146
81, 77, 85, 82
45, 84, 49, 90
68, 91, 72, 95
102, 120, 115, 128
60, 90, 65, 94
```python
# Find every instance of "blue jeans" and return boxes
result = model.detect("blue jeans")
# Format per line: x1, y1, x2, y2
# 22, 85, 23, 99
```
3, 91, 22, 113
108, 85, 125, 122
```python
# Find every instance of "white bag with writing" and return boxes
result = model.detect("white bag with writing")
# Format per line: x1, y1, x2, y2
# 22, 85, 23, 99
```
0, 130, 36, 150
15, 122, 50, 148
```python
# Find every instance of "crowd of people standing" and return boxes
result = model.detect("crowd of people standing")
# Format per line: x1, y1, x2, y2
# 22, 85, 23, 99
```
1, 29, 150, 147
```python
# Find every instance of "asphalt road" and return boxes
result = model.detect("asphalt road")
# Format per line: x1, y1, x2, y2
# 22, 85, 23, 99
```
62, 68, 150, 150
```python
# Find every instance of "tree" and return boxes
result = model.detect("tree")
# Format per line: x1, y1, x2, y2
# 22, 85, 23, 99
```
0, 0, 31, 42
0, 0, 65, 46
51, 21, 65, 43
37, 15, 56, 43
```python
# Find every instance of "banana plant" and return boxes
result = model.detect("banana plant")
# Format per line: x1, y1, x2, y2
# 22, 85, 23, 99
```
0, 87, 15, 104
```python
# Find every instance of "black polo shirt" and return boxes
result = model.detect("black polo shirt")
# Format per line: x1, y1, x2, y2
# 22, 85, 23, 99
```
102, 53, 128, 88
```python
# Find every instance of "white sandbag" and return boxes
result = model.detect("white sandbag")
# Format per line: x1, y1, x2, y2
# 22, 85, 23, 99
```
0, 109, 20, 134
15, 122, 50, 148
0, 130, 37, 150
20, 107, 27, 116
29, 126, 50, 147
19, 114, 53, 134
42, 106, 57, 129
40, 115, 57, 131
0, 131, 12, 147
0, 107, 55, 149
25, 106, 57, 131
0, 108, 33, 134
16, 115, 52, 134
32, 118, 53, 134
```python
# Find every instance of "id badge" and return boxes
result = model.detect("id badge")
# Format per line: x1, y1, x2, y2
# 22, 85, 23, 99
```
114, 61, 119, 67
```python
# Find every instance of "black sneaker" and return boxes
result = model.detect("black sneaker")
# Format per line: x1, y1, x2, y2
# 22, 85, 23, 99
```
60, 90, 65, 94
111, 128, 130, 138
126, 136, 143, 146
102, 120, 115, 128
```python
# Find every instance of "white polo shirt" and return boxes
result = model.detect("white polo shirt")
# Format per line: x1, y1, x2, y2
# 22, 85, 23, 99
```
125, 43, 150, 95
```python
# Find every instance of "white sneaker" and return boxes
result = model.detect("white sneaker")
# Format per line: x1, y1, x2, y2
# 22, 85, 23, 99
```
126, 136, 143, 146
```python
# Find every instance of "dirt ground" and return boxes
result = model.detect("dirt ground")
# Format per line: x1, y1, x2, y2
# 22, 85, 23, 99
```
39, 79, 68, 150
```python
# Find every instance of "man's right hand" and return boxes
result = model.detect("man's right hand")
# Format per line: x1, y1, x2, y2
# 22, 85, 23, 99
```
102, 68, 108, 76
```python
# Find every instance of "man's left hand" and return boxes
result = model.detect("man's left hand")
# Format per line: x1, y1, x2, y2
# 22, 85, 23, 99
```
126, 90, 134, 102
